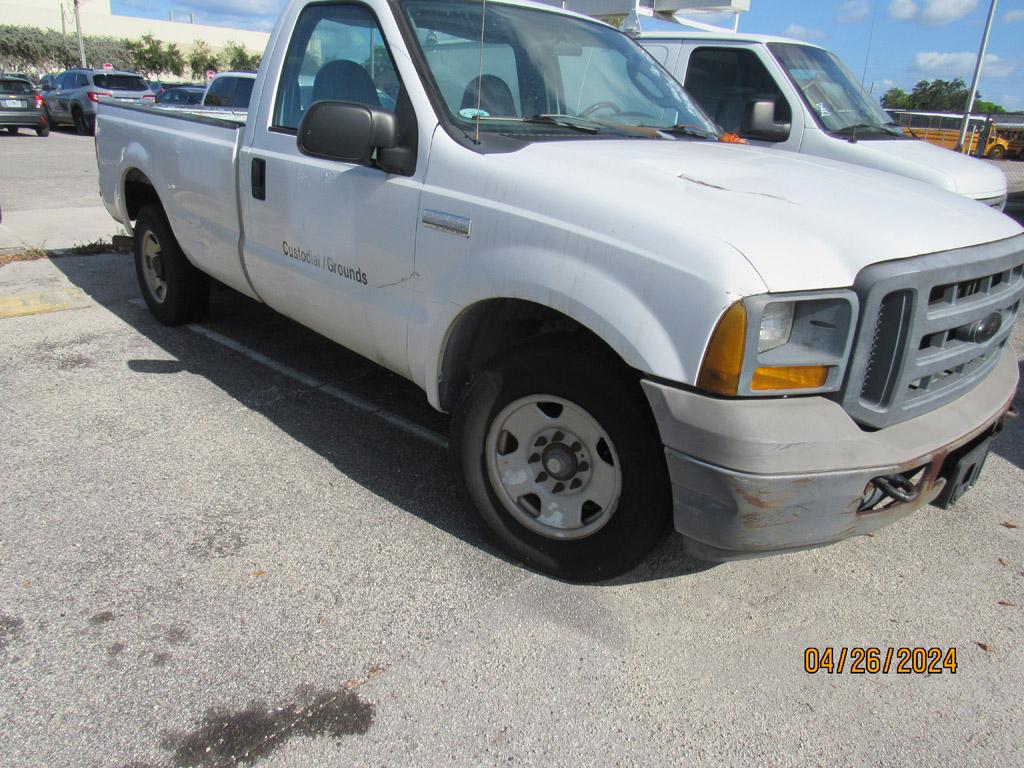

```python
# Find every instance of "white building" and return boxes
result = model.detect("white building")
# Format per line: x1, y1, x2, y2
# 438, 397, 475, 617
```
0, 0, 270, 54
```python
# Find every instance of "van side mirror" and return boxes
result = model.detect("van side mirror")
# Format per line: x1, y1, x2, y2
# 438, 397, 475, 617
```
297, 101, 397, 167
740, 99, 791, 142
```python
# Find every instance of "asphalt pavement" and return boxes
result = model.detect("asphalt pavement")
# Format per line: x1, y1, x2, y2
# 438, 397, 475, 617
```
1, 132, 1023, 768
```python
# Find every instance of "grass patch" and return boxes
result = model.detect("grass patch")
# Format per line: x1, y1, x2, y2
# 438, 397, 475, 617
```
68, 238, 115, 255
0, 245, 48, 267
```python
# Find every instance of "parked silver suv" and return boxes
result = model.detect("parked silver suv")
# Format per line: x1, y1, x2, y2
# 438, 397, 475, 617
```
42, 68, 153, 135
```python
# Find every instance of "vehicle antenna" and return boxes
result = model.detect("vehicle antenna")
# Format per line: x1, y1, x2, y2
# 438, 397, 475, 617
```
854, 0, 879, 144
475, 0, 488, 144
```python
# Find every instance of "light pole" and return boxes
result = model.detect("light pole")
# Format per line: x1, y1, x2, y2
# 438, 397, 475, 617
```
73, 0, 87, 68
956, 0, 998, 152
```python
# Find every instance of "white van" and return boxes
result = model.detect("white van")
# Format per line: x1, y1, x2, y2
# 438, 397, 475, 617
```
635, 29, 1008, 209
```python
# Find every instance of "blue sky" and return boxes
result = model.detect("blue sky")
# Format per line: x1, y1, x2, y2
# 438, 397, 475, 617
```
110, 0, 1024, 110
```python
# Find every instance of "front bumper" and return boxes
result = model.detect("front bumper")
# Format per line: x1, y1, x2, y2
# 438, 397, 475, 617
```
0, 110, 45, 128
642, 347, 1019, 561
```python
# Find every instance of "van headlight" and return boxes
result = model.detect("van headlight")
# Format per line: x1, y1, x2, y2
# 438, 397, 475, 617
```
697, 291, 859, 396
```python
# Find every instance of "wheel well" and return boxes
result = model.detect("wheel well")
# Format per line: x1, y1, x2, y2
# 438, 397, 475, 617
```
438, 299, 629, 412
123, 169, 161, 222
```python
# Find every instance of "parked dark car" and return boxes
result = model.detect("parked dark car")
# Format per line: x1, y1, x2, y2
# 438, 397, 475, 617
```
0, 78, 48, 136
156, 86, 206, 106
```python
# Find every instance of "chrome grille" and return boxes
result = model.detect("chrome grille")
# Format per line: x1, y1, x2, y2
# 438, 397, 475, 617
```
840, 235, 1024, 429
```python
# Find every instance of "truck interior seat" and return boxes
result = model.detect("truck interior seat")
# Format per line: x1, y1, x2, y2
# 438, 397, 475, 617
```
312, 59, 381, 107
460, 74, 517, 117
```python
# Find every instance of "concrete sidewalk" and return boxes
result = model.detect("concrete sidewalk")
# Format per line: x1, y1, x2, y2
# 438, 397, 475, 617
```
0, 205, 125, 252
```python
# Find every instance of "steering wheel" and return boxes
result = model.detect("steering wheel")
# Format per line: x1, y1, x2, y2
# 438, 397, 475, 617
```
580, 101, 622, 119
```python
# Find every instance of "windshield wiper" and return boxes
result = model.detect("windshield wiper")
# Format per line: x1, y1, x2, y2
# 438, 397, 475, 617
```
643, 123, 713, 139
519, 114, 603, 133
833, 122, 900, 136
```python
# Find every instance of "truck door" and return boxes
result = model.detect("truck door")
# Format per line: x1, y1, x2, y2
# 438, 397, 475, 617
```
676, 44, 803, 151
240, 2, 421, 379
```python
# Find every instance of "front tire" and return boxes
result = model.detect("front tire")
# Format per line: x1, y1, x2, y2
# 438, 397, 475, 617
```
451, 337, 671, 581
133, 204, 209, 326
987, 145, 1006, 160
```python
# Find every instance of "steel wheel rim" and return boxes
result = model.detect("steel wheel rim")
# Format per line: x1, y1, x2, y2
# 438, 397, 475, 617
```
141, 231, 168, 303
485, 395, 622, 541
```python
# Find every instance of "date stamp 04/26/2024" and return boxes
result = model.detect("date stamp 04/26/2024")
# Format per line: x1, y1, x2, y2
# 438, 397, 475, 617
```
804, 647, 959, 675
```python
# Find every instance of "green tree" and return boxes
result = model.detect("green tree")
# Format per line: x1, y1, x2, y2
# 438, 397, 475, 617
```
187, 40, 220, 81
880, 78, 1005, 114
221, 41, 261, 71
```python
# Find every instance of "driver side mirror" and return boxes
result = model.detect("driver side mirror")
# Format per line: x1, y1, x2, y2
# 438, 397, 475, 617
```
740, 99, 791, 142
298, 101, 398, 168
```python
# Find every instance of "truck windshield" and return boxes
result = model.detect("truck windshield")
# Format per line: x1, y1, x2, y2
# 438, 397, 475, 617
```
402, 0, 717, 140
768, 43, 903, 139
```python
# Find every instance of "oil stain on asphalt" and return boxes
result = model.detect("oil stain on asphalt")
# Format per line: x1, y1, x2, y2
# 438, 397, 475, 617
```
160, 686, 375, 767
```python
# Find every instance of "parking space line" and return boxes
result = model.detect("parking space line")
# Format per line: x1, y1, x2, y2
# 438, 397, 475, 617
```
128, 299, 448, 449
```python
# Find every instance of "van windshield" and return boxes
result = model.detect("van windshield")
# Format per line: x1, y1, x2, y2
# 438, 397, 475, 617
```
768, 43, 903, 139
403, 0, 718, 140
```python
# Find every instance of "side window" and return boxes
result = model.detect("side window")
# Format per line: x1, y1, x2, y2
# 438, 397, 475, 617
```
77, 73, 90, 88
204, 77, 233, 107
684, 47, 791, 134
274, 4, 400, 130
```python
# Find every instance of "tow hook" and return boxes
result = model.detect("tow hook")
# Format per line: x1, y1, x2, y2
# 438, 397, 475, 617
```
870, 474, 920, 504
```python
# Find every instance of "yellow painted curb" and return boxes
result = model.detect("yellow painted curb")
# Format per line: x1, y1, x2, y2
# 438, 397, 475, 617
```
0, 287, 91, 319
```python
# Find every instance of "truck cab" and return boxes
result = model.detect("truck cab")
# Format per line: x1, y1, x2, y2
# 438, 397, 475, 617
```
634, 29, 1009, 209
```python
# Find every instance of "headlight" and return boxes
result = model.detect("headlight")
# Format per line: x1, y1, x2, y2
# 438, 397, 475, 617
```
697, 291, 858, 396
757, 301, 794, 353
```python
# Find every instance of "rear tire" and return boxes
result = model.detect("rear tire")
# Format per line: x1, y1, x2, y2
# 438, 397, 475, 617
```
36, 124, 49, 137
73, 108, 94, 136
451, 337, 671, 582
133, 204, 210, 326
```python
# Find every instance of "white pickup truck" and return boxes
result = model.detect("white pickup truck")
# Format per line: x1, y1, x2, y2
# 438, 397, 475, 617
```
97, 0, 1024, 581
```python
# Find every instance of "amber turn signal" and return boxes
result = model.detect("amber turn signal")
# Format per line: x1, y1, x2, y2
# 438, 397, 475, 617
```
697, 302, 747, 396
751, 365, 830, 391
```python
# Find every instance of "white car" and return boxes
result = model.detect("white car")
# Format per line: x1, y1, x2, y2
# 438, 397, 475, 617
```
96, 0, 1023, 580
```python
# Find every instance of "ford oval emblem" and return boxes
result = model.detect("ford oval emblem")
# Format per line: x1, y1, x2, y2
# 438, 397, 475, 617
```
970, 312, 1002, 344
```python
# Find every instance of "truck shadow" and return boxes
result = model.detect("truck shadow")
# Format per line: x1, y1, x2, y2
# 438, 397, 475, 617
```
49, 254, 712, 585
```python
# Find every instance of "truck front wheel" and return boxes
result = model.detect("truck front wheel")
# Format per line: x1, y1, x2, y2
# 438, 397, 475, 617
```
133, 204, 209, 326
987, 144, 1006, 160
451, 338, 671, 581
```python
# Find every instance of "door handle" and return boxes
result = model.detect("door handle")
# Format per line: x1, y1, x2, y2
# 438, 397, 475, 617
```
251, 158, 266, 200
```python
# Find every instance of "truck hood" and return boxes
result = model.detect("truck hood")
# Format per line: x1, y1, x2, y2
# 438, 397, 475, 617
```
808, 133, 1008, 200
509, 139, 1023, 292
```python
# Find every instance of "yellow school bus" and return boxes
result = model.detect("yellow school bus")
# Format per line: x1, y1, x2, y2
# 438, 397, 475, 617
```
889, 111, 1010, 159
995, 124, 1024, 158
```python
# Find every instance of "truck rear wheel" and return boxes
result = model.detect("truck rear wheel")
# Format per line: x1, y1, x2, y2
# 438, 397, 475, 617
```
451, 337, 671, 581
133, 204, 209, 326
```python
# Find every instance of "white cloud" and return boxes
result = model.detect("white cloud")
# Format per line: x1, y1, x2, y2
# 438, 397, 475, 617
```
837, 0, 871, 23
914, 51, 1015, 77
783, 23, 828, 40
890, 0, 980, 24
1005, 10, 1024, 22
889, 0, 918, 19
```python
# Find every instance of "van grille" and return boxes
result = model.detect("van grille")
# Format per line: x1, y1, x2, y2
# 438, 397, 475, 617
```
840, 236, 1024, 429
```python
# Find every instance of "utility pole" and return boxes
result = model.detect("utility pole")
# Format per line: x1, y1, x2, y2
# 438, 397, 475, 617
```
73, 0, 87, 68
956, 0, 998, 152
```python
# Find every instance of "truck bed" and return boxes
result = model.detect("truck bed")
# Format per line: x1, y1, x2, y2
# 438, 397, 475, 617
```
96, 101, 256, 298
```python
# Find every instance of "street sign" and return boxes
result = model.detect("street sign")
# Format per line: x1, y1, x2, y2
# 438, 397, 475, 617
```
102, 62, 113, 71
206, 70, 216, 81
